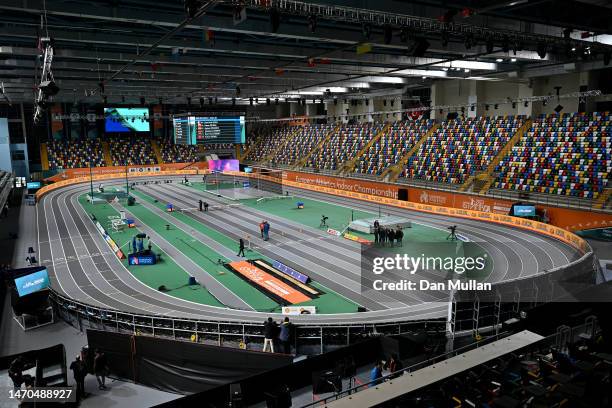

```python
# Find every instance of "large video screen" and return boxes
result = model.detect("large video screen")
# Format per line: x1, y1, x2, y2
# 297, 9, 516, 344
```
105, 108, 150, 133
14, 269, 50, 297
208, 159, 239, 172
173, 115, 245, 145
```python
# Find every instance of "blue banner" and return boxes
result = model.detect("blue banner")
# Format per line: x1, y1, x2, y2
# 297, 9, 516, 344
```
128, 253, 157, 265
272, 260, 309, 284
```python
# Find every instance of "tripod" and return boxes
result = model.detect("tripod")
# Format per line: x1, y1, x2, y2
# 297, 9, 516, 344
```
446, 226, 458, 241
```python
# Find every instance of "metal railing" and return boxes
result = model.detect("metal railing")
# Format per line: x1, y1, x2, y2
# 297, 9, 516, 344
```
50, 290, 446, 355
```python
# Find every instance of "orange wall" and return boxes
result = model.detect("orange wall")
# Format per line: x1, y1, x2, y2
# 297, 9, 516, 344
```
45, 162, 208, 182
283, 171, 612, 232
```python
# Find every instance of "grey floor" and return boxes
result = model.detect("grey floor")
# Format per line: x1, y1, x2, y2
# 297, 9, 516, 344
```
0, 194, 180, 408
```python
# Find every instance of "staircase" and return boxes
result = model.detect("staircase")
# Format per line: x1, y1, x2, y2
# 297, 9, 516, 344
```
40, 143, 49, 171
151, 140, 164, 164
260, 126, 303, 164
594, 188, 612, 209
295, 125, 339, 168
340, 123, 390, 175
458, 119, 532, 193
381, 123, 440, 182
101, 141, 113, 166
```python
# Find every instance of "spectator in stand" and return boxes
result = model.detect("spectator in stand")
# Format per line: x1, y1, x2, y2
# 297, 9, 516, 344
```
263, 317, 277, 352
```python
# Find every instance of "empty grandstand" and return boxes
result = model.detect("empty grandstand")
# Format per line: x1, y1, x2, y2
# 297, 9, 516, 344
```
401, 116, 524, 184
495, 112, 611, 199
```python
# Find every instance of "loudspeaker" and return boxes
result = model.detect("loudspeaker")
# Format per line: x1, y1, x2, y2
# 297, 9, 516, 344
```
398, 189, 408, 201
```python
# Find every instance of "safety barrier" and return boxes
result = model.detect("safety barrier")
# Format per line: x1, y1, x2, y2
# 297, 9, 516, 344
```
49, 290, 445, 355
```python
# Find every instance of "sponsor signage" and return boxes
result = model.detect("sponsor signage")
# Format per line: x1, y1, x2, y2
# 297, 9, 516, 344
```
128, 166, 161, 173
94, 221, 125, 259
26, 181, 41, 189
272, 260, 309, 284
326, 228, 342, 236
229, 261, 310, 304
128, 253, 157, 265
343, 233, 372, 244
282, 306, 317, 315
513, 205, 536, 217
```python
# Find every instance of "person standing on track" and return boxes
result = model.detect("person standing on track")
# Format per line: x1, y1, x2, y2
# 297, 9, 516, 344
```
204, 201, 209, 212
259, 221, 265, 239
263, 221, 270, 241
199, 200, 203, 212
237, 238, 246, 257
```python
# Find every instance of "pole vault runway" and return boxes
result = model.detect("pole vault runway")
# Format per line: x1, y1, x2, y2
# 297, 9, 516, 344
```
36, 176, 582, 326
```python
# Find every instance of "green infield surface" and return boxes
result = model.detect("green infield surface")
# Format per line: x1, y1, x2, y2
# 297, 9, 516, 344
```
82, 191, 360, 314
78, 195, 225, 308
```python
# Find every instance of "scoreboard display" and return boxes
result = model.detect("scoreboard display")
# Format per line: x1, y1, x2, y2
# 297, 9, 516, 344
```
173, 115, 246, 145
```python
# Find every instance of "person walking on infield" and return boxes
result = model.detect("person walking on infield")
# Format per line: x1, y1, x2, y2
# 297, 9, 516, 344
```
93, 349, 109, 390
263, 317, 277, 352
70, 355, 87, 401
237, 238, 246, 257
279, 317, 292, 355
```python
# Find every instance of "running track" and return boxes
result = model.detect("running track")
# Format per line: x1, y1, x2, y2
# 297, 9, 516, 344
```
36, 176, 581, 325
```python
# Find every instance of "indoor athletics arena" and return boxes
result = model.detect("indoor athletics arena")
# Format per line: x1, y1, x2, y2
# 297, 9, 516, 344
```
0, 0, 611, 407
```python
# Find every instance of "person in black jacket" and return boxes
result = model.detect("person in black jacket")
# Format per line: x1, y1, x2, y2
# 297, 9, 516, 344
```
237, 238, 246, 257
93, 349, 109, 390
396, 228, 404, 247
70, 355, 87, 400
263, 317, 277, 352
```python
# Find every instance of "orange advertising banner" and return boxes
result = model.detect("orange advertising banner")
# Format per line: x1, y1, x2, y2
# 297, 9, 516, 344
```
282, 171, 612, 233
229, 261, 311, 304
45, 162, 208, 182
